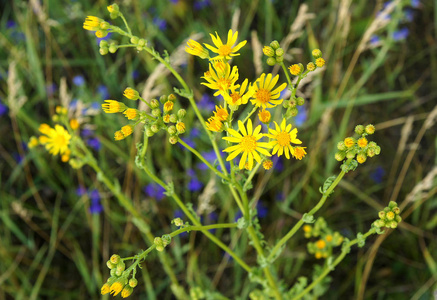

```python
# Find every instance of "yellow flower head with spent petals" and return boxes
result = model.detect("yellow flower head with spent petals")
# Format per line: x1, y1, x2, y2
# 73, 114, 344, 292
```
206, 116, 223, 132
213, 105, 229, 121
201, 62, 239, 97
293, 146, 307, 160
222, 119, 271, 170
83, 16, 102, 31
204, 29, 247, 60
251, 73, 287, 109
223, 79, 255, 106
38, 124, 71, 157
185, 39, 210, 59
266, 118, 303, 159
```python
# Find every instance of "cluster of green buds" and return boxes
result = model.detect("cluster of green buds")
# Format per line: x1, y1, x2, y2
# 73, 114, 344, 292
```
373, 201, 402, 229
171, 217, 190, 228
154, 234, 172, 252
129, 35, 149, 51
303, 218, 343, 259
283, 95, 305, 118
107, 3, 120, 19
335, 124, 381, 164
263, 40, 285, 66
145, 94, 187, 145
101, 254, 138, 298
189, 287, 206, 300
99, 40, 119, 55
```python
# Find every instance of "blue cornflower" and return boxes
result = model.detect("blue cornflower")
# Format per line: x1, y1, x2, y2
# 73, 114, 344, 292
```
76, 186, 87, 196
153, 17, 167, 31
86, 137, 102, 151
89, 189, 103, 214
411, 0, 420, 8
187, 169, 203, 192
144, 183, 166, 201
194, 0, 211, 10
97, 84, 110, 99
370, 35, 381, 46
294, 105, 307, 127
197, 93, 215, 111
46, 83, 57, 96
393, 28, 409, 41
73, 75, 85, 86
0, 101, 9, 116
257, 201, 268, 219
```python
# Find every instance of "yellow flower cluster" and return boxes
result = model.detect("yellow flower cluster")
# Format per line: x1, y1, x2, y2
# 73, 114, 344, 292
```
304, 218, 343, 259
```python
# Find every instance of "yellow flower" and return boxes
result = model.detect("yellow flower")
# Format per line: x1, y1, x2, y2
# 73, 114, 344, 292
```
289, 64, 303, 76
38, 124, 71, 156
206, 116, 223, 132
251, 73, 287, 109
164, 101, 174, 112
102, 100, 127, 113
204, 29, 247, 60
28, 136, 39, 148
258, 109, 271, 124
326, 235, 333, 242
201, 62, 239, 96
303, 225, 312, 233
123, 108, 138, 120
83, 16, 101, 31
262, 159, 273, 170
114, 130, 125, 140
222, 119, 271, 170
121, 286, 133, 298
344, 137, 355, 148
110, 281, 124, 296
185, 39, 210, 59
315, 58, 325, 67
70, 118, 79, 130
123, 87, 139, 100
266, 118, 302, 159
316, 240, 326, 249
101, 283, 111, 295
214, 105, 229, 121
293, 146, 307, 160
357, 137, 368, 148
121, 125, 133, 137
176, 121, 185, 134
223, 79, 254, 106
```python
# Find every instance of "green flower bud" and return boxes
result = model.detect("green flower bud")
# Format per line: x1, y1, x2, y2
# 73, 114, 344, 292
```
388, 201, 397, 209
169, 136, 178, 144
168, 94, 176, 102
263, 46, 275, 57
115, 269, 123, 276
368, 141, 377, 148
136, 46, 143, 51
109, 44, 118, 53
289, 107, 298, 117
129, 278, 138, 288
116, 261, 125, 273
99, 40, 109, 48
275, 48, 284, 57
145, 129, 154, 137
121, 286, 133, 298
150, 99, 160, 108
173, 218, 183, 226
159, 95, 167, 104
395, 215, 402, 223
266, 57, 276, 66
162, 234, 171, 246
110, 268, 117, 277
100, 22, 110, 30
356, 152, 367, 164
389, 221, 398, 229
312, 49, 322, 59
275, 56, 284, 63
169, 114, 178, 123
151, 108, 161, 117
307, 62, 316, 71
168, 125, 177, 135
367, 148, 376, 158
378, 211, 386, 219
374, 219, 385, 228
138, 39, 147, 46
282, 101, 290, 108
289, 99, 297, 107
346, 149, 356, 159
296, 97, 305, 106
177, 109, 186, 119
365, 124, 375, 135
130, 36, 139, 44
99, 48, 109, 55
110, 254, 121, 265
107, 260, 116, 269
337, 142, 347, 151
335, 152, 346, 161
355, 125, 365, 135
375, 146, 381, 155
393, 207, 400, 215
270, 40, 280, 49
150, 124, 159, 133
109, 11, 119, 19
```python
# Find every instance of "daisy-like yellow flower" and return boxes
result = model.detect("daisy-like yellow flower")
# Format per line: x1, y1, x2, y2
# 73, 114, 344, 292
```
185, 39, 210, 59
266, 118, 302, 159
262, 159, 273, 170
251, 73, 287, 109
38, 124, 71, 156
223, 119, 271, 170
201, 62, 239, 96
110, 281, 124, 296
204, 29, 247, 60
293, 146, 307, 160
123, 108, 138, 120
258, 109, 271, 124
213, 105, 229, 121
123, 87, 139, 100
223, 79, 254, 106
206, 116, 223, 132
83, 16, 102, 31
357, 137, 368, 148
70, 118, 79, 130
102, 100, 127, 113
101, 283, 111, 295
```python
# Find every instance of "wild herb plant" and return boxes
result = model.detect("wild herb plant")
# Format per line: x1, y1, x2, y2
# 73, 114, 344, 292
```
26, 3, 405, 299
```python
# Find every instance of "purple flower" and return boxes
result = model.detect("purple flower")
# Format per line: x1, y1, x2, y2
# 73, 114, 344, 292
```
46, 83, 57, 96
12, 152, 24, 164
194, 0, 211, 10
256, 201, 268, 219
97, 85, 110, 99
273, 156, 284, 172
188, 178, 203, 192
198, 93, 215, 111
86, 137, 102, 151
411, 0, 420, 8
404, 9, 414, 22
179, 138, 195, 149
132, 70, 140, 80
81, 128, 94, 137
294, 105, 307, 127
6, 20, 16, 29
393, 28, 409, 41
208, 211, 218, 222
0, 101, 8, 116
174, 209, 184, 219
76, 186, 87, 196
370, 35, 381, 46
234, 211, 242, 222
190, 127, 201, 138
370, 166, 385, 183
144, 183, 166, 201
153, 17, 167, 31
89, 189, 103, 214
73, 75, 85, 86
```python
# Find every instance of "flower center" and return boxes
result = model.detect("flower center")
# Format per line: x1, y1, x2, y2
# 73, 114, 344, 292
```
276, 132, 291, 146
255, 88, 271, 103
218, 45, 232, 56
230, 93, 241, 104
53, 134, 67, 147
218, 78, 231, 91
240, 135, 257, 152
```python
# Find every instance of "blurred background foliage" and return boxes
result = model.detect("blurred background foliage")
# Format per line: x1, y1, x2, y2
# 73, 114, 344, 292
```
0, 0, 436, 299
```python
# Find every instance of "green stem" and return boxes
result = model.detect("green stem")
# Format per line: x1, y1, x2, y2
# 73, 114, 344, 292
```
243, 162, 261, 191
291, 228, 376, 300
138, 96, 153, 109
119, 13, 132, 36
178, 139, 228, 181
267, 160, 350, 262
280, 62, 292, 87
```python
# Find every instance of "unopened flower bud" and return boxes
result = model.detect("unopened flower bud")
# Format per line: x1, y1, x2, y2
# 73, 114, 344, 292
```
150, 124, 159, 133
266, 57, 276, 66
296, 97, 305, 106
365, 124, 375, 134
152, 108, 161, 117
99, 47, 109, 55
307, 62, 316, 71
150, 99, 160, 108
355, 125, 365, 135
168, 125, 177, 135
315, 58, 325, 67
168, 94, 176, 102
110, 254, 121, 265
130, 36, 139, 44
337, 141, 347, 151
177, 109, 186, 119
270, 40, 280, 49
275, 48, 284, 57
138, 39, 147, 47
289, 107, 298, 117
335, 152, 346, 161
107, 260, 116, 269
263, 46, 275, 57
356, 152, 367, 164
378, 211, 386, 219
312, 49, 322, 59
129, 278, 138, 288
169, 114, 178, 123
146, 129, 154, 137
275, 56, 284, 63
109, 44, 118, 53
169, 136, 178, 144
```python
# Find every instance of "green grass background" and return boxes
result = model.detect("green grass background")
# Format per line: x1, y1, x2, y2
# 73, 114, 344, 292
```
0, 0, 436, 299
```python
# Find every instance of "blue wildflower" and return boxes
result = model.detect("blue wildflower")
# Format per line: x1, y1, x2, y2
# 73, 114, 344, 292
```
89, 189, 103, 214
153, 17, 167, 31
234, 211, 242, 222
86, 137, 102, 151
132, 70, 140, 80
194, 0, 211, 10
187, 169, 203, 192
370, 35, 381, 46
411, 0, 420, 8
76, 186, 87, 196
370, 166, 385, 183
97, 84, 110, 99
144, 183, 166, 201
295, 105, 307, 127
198, 93, 215, 111
73, 75, 85, 86
256, 201, 268, 219
0, 101, 9, 116
393, 28, 409, 41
